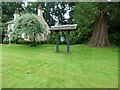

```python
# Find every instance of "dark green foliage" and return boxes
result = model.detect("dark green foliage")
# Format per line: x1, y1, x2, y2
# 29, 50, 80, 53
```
73, 2, 120, 46
3, 37, 8, 44
109, 33, 120, 46
2, 2, 24, 23
73, 3, 99, 44
0, 22, 2, 35
0, 22, 6, 44
107, 3, 120, 46
1, 2, 25, 44
48, 32, 56, 44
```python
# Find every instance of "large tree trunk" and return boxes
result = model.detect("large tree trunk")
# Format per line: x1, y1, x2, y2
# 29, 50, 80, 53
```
88, 10, 111, 47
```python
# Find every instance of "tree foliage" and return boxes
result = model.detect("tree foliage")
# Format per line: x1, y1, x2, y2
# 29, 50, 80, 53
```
73, 3, 99, 44
0, 22, 6, 44
22, 2, 75, 26
2, 2, 24, 23
13, 13, 44, 44
73, 2, 120, 46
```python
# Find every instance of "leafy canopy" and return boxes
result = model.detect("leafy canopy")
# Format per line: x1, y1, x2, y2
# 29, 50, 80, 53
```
72, 3, 99, 44
74, 3, 99, 28
13, 13, 44, 37
0, 23, 2, 35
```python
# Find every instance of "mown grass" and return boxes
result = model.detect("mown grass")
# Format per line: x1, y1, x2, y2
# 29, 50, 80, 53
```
1, 44, 118, 88
0, 45, 2, 89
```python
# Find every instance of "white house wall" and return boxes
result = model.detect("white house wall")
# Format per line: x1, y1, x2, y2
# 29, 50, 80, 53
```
21, 33, 25, 39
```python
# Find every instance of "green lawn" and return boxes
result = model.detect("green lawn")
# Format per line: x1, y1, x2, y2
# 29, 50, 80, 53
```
1, 44, 118, 88
0, 45, 2, 89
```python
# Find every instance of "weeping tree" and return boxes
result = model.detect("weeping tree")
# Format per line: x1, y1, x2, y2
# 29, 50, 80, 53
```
13, 13, 44, 45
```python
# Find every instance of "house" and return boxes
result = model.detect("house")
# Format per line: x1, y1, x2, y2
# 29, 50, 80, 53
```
6, 5, 50, 42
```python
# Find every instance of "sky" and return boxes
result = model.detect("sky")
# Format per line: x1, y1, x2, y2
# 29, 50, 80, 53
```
23, 0, 37, 6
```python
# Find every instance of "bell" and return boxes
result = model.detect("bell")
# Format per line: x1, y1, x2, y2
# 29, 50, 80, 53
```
60, 32, 65, 42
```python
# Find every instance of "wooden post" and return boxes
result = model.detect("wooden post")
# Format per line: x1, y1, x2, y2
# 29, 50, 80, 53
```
33, 33, 36, 44
8, 33, 11, 44
67, 31, 70, 54
56, 31, 59, 52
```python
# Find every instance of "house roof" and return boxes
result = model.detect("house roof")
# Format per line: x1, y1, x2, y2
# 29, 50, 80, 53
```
6, 19, 16, 24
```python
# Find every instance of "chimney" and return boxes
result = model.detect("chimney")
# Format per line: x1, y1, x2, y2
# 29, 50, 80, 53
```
14, 8, 19, 19
38, 4, 43, 16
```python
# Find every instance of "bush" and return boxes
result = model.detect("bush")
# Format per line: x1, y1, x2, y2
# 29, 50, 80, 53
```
3, 37, 9, 44
47, 28, 92, 45
109, 33, 120, 46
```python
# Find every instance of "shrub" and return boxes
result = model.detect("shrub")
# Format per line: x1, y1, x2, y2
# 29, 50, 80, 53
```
3, 37, 9, 44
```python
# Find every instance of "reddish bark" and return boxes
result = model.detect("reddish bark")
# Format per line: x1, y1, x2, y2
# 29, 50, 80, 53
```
88, 10, 111, 47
